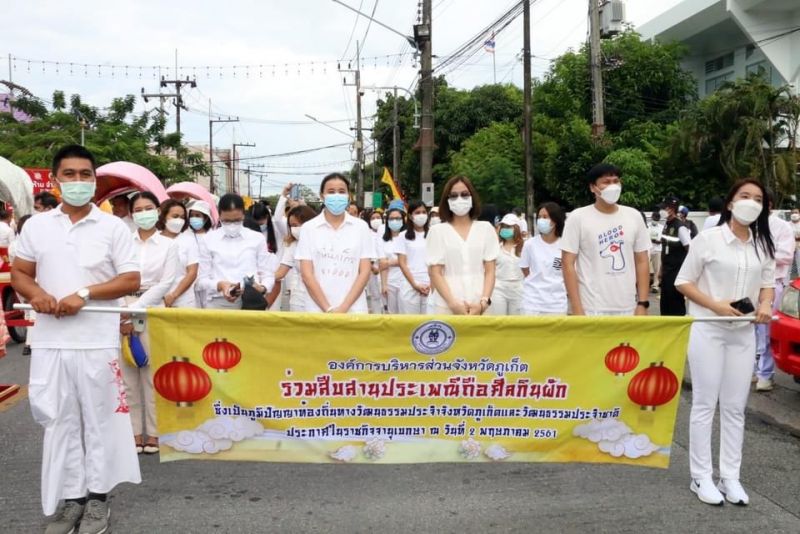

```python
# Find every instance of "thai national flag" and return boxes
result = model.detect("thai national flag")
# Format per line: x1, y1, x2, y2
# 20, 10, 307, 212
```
484, 32, 496, 54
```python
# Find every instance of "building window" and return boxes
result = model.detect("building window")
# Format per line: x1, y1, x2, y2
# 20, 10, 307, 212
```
746, 61, 784, 87
705, 52, 735, 75
705, 73, 733, 94
745, 44, 756, 60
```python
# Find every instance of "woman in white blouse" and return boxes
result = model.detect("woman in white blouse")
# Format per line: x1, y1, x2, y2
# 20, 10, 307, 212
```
121, 191, 179, 454
158, 200, 199, 308
426, 176, 499, 315
295, 173, 375, 313
198, 194, 277, 310
366, 210, 384, 314
520, 202, 568, 315
396, 200, 431, 314
379, 201, 407, 314
274, 205, 317, 311
490, 214, 524, 315
188, 200, 213, 308
675, 179, 775, 507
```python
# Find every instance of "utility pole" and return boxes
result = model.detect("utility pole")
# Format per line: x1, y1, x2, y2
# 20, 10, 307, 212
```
523, 0, 534, 229
208, 113, 239, 195
393, 87, 400, 186
341, 42, 365, 202
415, 0, 434, 203
159, 76, 197, 136
232, 142, 255, 194
589, 0, 605, 137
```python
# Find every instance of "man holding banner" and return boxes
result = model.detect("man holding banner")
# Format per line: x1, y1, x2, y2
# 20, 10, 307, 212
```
11, 145, 142, 534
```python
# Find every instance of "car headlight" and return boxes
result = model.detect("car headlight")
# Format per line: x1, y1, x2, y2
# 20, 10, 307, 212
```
780, 285, 800, 319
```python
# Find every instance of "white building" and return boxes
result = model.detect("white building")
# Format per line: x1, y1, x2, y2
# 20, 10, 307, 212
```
639, 0, 799, 98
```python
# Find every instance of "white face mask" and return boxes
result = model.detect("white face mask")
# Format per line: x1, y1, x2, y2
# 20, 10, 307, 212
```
448, 197, 473, 217
658, 210, 668, 221
165, 218, 185, 234
370, 219, 382, 231
290, 226, 302, 239
597, 183, 622, 205
222, 221, 243, 238
429, 216, 441, 226
791, 214, 800, 223
731, 199, 762, 225
412, 213, 428, 227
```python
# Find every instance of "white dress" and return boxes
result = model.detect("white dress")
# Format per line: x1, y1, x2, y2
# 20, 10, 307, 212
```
426, 221, 500, 314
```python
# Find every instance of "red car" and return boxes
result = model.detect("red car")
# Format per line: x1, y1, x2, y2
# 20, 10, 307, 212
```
770, 278, 800, 383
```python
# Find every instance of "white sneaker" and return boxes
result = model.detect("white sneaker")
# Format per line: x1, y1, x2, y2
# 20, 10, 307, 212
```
690, 478, 724, 506
718, 479, 749, 506
755, 378, 774, 392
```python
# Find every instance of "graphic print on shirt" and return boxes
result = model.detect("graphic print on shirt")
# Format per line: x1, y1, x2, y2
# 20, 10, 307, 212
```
109, 359, 130, 414
318, 243, 357, 279
598, 225, 626, 272
552, 257, 563, 271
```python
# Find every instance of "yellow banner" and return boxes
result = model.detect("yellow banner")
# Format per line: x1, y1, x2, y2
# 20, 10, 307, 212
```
147, 310, 691, 468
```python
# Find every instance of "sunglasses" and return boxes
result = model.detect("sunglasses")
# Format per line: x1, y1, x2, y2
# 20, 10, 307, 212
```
448, 191, 471, 200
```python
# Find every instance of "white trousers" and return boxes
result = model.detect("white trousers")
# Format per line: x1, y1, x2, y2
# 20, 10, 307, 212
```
29, 348, 141, 515
366, 273, 382, 314
489, 280, 522, 316
385, 284, 401, 314
120, 355, 157, 437
397, 282, 429, 315
688, 322, 755, 481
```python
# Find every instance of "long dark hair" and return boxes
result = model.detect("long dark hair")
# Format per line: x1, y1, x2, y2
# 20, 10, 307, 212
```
405, 199, 429, 240
246, 200, 278, 254
383, 207, 405, 242
438, 175, 481, 222
719, 178, 774, 259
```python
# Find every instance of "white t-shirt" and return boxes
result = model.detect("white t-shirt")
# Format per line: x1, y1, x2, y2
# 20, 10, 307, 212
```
561, 204, 651, 313
168, 231, 200, 308
15, 205, 139, 349
648, 222, 664, 253
426, 221, 500, 308
520, 235, 567, 313
393, 231, 429, 286
280, 241, 308, 302
295, 212, 376, 313
0, 221, 14, 247
675, 224, 775, 326
495, 246, 523, 283
702, 214, 721, 231
380, 234, 405, 288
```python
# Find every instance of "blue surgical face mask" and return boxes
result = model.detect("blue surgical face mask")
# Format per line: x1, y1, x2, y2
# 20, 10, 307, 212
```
59, 180, 96, 207
499, 228, 515, 240
189, 217, 205, 231
388, 219, 404, 232
537, 218, 553, 235
324, 193, 349, 216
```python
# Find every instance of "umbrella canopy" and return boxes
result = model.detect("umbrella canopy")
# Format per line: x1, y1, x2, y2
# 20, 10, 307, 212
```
166, 182, 219, 225
95, 161, 168, 205
0, 156, 35, 217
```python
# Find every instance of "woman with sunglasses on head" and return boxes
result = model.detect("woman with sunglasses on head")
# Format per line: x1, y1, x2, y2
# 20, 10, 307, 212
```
158, 199, 199, 309
379, 201, 407, 314
295, 173, 375, 313
395, 200, 431, 314
121, 191, 179, 455
426, 176, 499, 315
675, 179, 775, 507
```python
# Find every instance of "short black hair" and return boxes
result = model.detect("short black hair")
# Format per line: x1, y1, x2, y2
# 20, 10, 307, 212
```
51, 144, 96, 175
708, 196, 724, 213
34, 191, 59, 209
218, 193, 245, 213
586, 163, 622, 185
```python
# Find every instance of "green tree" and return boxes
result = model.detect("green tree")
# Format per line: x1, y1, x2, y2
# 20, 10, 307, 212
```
603, 148, 656, 209
0, 91, 208, 184
450, 122, 524, 211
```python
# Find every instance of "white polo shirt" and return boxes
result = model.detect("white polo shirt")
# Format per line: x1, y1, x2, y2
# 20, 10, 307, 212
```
198, 226, 278, 304
131, 230, 179, 309
14, 205, 139, 349
295, 212, 376, 313
675, 223, 775, 324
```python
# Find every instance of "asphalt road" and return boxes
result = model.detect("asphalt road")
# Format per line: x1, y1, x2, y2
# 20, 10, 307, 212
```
1, 341, 799, 533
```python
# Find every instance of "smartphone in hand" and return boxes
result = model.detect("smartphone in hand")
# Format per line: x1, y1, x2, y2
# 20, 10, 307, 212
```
290, 184, 301, 200
730, 297, 755, 314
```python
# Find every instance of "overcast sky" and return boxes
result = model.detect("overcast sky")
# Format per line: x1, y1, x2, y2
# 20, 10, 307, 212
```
2, 0, 684, 195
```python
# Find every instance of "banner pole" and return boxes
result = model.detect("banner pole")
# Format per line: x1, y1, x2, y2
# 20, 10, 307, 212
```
12, 304, 776, 322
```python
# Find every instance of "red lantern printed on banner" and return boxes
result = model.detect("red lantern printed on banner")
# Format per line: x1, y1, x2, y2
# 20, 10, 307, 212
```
627, 362, 679, 411
604, 343, 640, 377
202, 338, 242, 373
153, 356, 212, 407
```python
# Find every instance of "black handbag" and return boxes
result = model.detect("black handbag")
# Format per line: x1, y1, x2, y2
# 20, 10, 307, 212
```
241, 276, 268, 310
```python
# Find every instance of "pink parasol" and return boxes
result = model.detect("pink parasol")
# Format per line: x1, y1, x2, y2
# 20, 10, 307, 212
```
94, 162, 169, 205
166, 182, 219, 225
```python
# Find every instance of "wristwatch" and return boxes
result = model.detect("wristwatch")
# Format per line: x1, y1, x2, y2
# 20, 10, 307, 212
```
636, 300, 650, 309
77, 288, 90, 301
